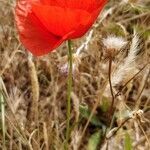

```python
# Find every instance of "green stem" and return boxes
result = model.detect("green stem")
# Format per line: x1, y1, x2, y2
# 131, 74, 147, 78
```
65, 40, 73, 150
0, 92, 6, 150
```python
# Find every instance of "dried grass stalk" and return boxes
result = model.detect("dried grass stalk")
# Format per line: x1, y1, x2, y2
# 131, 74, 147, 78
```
27, 53, 39, 126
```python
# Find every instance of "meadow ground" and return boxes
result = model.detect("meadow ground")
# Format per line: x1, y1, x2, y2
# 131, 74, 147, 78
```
0, 0, 150, 149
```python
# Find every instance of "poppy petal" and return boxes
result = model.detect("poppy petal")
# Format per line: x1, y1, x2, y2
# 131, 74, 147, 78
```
42, 0, 107, 12
15, 0, 66, 56
15, 0, 107, 56
68, 5, 106, 38
32, 4, 91, 37
67, 0, 107, 12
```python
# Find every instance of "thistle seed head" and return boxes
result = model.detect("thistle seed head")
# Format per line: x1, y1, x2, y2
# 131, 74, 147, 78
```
102, 35, 127, 58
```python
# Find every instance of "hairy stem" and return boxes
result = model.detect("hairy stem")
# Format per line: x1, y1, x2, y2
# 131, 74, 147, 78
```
65, 40, 73, 150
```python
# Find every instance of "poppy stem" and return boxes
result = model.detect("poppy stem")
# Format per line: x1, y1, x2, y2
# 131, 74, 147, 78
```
65, 40, 73, 149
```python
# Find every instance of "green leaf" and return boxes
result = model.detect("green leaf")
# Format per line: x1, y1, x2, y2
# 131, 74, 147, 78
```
79, 105, 103, 127
124, 132, 132, 150
100, 96, 110, 112
87, 131, 101, 150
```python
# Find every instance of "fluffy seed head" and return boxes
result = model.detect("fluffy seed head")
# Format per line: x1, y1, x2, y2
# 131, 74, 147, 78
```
103, 35, 127, 51
102, 35, 127, 58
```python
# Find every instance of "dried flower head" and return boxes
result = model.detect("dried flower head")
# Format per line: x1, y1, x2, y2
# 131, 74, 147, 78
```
103, 35, 127, 50
102, 35, 127, 58
129, 110, 144, 119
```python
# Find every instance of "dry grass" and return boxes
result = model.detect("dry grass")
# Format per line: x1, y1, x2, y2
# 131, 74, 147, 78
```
0, 0, 150, 149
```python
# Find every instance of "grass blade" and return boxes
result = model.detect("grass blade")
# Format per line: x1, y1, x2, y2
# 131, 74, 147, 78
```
87, 130, 102, 150
0, 92, 6, 150
124, 132, 132, 150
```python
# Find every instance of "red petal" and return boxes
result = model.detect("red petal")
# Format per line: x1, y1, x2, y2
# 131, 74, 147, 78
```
15, 0, 65, 56
42, 0, 107, 12
15, 0, 107, 56
32, 4, 91, 37
70, 6, 107, 38
36, 0, 107, 38
67, 0, 107, 12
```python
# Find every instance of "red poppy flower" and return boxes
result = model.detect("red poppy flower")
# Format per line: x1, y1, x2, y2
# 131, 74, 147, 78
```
15, 0, 107, 56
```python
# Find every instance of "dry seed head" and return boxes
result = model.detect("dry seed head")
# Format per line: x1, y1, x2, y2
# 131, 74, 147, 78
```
110, 34, 139, 86
102, 35, 127, 58
129, 110, 144, 120
71, 128, 82, 149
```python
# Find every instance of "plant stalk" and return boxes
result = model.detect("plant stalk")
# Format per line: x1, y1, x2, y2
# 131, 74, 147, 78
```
108, 58, 115, 115
0, 92, 6, 150
65, 40, 73, 150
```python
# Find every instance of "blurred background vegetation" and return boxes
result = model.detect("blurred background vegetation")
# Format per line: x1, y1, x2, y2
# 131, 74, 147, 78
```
0, 0, 150, 149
